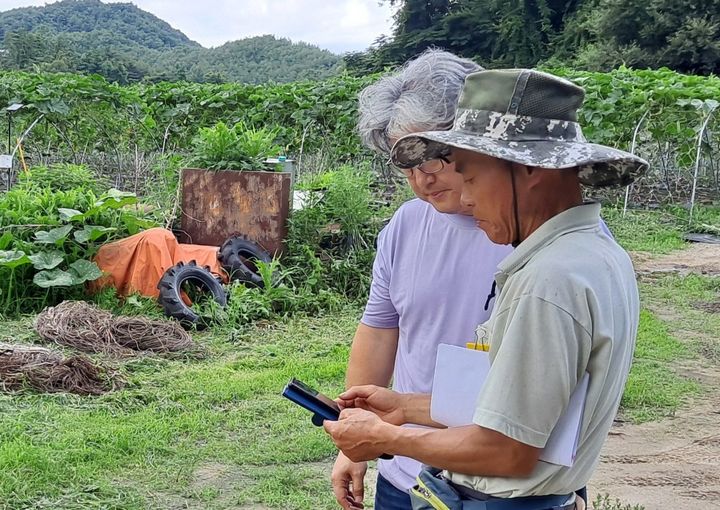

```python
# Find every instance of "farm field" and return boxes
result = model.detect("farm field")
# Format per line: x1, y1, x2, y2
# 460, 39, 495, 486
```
1, 63, 720, 510
1, 207, 718, 510
3, 0, 720, 507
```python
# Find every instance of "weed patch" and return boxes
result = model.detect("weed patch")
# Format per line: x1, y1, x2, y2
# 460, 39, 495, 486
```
0, 177, 156, 316
591, 493, 644, 510
621, 310, 699, 422
602, 205, 720, 254
602, 208, 685, 254
640, 274, 720, 363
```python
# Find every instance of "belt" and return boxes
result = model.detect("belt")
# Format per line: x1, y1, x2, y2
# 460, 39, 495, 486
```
450, 481, 576, 510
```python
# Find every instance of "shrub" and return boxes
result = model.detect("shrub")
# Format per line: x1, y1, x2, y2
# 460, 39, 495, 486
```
0, 178, 156, 316
286, 165, 381, 302
16, 163, 109, 194
211, 260, 344, 329
189, 121, 283, 171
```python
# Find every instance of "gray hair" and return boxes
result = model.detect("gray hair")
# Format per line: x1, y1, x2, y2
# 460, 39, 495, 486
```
358, 49, 482, 155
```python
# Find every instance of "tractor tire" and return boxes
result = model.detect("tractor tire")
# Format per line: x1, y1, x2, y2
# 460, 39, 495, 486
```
217, 236, 272, 287
157, 260, 227, 328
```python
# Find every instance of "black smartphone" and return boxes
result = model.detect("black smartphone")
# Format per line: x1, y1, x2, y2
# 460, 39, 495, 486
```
281, 378, 394, 460
282, 378, 341, 422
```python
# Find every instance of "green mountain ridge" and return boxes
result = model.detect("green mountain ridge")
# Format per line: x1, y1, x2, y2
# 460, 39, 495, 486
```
0, 0, 198, 50
0, 0, 343, 84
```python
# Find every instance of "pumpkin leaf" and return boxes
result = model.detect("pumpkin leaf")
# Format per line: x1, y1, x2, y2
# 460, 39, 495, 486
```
0, 250, 32, 269
94, 189, 137, 210
34, 269, 74, 288
73, 225, 115, 243
34, 225, 73, 246
58, 208, 85, 222
68, 259, 103, 284
28, 251, 65, 270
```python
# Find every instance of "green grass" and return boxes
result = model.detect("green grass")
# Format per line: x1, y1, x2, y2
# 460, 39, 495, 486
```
601, 204, 720, 254
641, 273, 720, 363
670, 203, 720, 233
234, 464, 340, 509
641, 273, 720, 311
602, 206, 718, 423
602, 208, 686, 253
0, 311, 360, 509
0, 299, 706, 508
591, 493, 645, 510
620, 309, 700, 422
619, 272, 720, 423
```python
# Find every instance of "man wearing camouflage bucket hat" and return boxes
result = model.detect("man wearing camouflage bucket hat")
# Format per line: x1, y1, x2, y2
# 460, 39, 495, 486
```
324, 69, 647, 509
392, 69, 646, 190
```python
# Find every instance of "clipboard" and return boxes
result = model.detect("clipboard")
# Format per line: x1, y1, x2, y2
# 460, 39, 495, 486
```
430, 343, 589, 467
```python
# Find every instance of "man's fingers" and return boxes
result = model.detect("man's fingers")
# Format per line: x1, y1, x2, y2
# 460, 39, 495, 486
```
331, 477, 364, 510
338, 397, 369, 412
331, 466, 352, 510
332, 485, 348, 509
336, 397, 355, 409
333, 485, 353, 510
351, 471, 365, 504
338, 407, 363, 419
339, 384, 378, 400
323, 419, 338, 438
346, 495, 364, 509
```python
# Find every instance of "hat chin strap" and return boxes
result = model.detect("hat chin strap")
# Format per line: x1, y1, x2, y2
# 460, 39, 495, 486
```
510, 165, 522, 247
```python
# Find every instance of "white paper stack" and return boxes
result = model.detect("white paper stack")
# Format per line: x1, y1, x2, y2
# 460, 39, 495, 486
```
430, 343, 589, 467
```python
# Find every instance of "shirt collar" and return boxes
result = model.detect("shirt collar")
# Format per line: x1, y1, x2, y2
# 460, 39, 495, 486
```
495, 202, 602, 287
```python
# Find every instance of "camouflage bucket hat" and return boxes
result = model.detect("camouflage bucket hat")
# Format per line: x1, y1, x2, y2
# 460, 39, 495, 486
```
390, 69, 649, 188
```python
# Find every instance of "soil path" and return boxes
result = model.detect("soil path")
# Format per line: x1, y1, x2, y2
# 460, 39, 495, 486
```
632, 243, 720, 277
590, 378, 720, 509
590, 244, 720, 510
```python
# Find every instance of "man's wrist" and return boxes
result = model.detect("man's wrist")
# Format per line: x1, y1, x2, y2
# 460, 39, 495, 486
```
378, 421, 429, 458
397, 392, 411, 424
378, 420, 405, 456
402, 393, 431, 425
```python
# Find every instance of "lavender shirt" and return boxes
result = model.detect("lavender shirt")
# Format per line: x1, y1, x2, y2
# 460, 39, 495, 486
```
361, 198, 513, 491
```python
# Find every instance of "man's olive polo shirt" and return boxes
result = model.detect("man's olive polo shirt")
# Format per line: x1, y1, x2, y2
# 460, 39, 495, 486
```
448, 203, 639, 498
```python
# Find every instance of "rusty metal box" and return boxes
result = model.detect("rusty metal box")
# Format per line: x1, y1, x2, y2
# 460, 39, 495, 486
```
180, 168, 291, 255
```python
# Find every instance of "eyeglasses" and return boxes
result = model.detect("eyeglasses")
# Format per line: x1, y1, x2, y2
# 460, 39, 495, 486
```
388, 156, 451, 178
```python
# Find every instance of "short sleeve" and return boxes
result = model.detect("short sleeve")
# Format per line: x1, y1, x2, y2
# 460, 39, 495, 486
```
361, 227, 399, 328
473, 295, 591, 448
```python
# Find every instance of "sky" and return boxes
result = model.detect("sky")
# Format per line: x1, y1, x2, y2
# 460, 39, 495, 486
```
0, 0, 397, 53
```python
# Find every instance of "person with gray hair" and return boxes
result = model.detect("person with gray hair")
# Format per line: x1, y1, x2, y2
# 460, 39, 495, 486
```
357, 49, 481, 156
330, 49, 513, 510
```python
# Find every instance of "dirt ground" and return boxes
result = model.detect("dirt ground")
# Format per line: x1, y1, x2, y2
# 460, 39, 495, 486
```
590, 243, 720, 510
590, 373, 720, 509
632, 243, 720, 277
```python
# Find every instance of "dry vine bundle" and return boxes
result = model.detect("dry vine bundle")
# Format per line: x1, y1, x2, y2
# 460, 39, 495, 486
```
0, 343, 120, 395
34, 301, 196, 355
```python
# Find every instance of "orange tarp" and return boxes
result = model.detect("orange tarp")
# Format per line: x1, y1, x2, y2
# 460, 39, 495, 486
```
91, 228, 226, 298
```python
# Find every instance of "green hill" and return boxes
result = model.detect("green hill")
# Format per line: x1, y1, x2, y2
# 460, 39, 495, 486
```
158, 36, 342, 84
0, 0, 343, 84
0, 0, 197, 50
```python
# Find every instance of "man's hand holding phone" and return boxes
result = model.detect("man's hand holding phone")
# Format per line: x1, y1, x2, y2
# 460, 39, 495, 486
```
336, 385, 407, 425
282, 379, 395, 461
